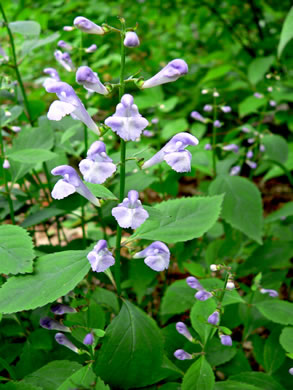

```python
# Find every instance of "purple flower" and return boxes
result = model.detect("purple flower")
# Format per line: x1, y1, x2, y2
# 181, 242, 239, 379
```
222, 144, 239, 153
220, 334, 232, 346
45, 81, 100, 134
85, 44, 97, 53
51, 304, 76, 315
269, 100, 276, 107
40, 317, 70, 332
3, 159, 10, 169
43, 68, 60, 81
204, 143, 212, 151
246, 150, 253, 159
213, 91, 220, 97
142, 59, 188, 89
73, 16, 104, 35
213, 120, 222, 128
87, 239, 115, 272
55, 333, 79, 353
260, 288, 278, 298
0, 45, 9, 61
190, 111, 206, 123
143, 130, 154, 137
151, 118, 159, 124
51, 165, 100, 206
195, 290, 213, 301
76, 66, 108, 95
124, 31, 140, 47
230, 165, 241, 176
208, 311, 220, 325
112, 190, 149, 229
79, 141, 116, 184
241, 126, 251, 133
246, 160, 257, 169
142, 132, 199, 173
203, 104, 213, 112
11, 126, 21, 133
220, 106, 232, 113
83, 333, 94, 345
105, 94, 148, 141
57, 40, 72, 51
247, 138, 255, 144
260, 144, 265, 152
63, 26, 74, 31
54, 50, 74, 72
254, 92, 263, 99
289, 368, 293, 376
174, 349, 193, 360
176, 322, 193, 341
134, 241, 170, 272
186, 276, 204, 290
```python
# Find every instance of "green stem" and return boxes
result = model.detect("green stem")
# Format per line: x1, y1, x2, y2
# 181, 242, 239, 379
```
84, 124, 88, 154
212, 96, 217, 177
114, 18, 127, 296
266, 159, 293, 186
81, 202, 87, 249
0, 130, 15, 224
0, 4, 33, 125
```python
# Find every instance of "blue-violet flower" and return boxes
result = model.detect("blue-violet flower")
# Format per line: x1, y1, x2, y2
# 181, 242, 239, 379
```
54, 50, 74, 72
83, 333, 94, 345
85, 44, 97, 53
260, 288, 278, 298
40, 317, 70, 332
57, 40, 72, 51
174, 349, 193, 360
220, 334, 232, 346
51, 304, 76, 315
134, 241, 170, 271
230, 165, 241, 176
87, 240, 115, 272
190, 111, 206, 123
176, 322, 193, 342
124, 31, 140, 47
74, 16, 104, 35
112, 190, 149, 229
208, 311, 220, 325
76, 66, 108, 95
55, 333, 79, 353
142, 59, 188, 89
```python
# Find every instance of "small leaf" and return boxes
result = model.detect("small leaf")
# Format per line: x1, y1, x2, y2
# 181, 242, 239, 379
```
8, 149, 57, 164
248, 56, 274, 85
209, 175, 263, 244
182, 356, 215, 390
85, 183, 117, 200
190, 299, 217, 343
262, 134, 288, 164
0, 225, 35, 275
0, 250, 90, 313
263, 328, 286, 374
280, 327, 293, 353
239, 96, 266, 117
9, 21, 41, 37
56, 365, 96, 390
132, 195, 223, 243
278, 7, 293, 57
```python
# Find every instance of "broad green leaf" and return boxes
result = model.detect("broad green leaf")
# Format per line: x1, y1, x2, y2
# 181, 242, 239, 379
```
95, 300, 164, 389
95, 377, 110, 390
8, 149, 57, 164
266, 202, 293, 222
206, 338, 237, 366
201, 64, 232, 84
239, 96, 266, 117
21, 32, 60, 56
263, 328, 285, 374
280, 327, 293, 353
56, 365, 96, 390
278, 7, 293, 57
92, 287, 120, 314
160, 280, 196, 323
85, 183, 117, 200
262, 134, 288, 164
162, 118, 188, 140
0, 225, 35, 275
255, 300, 293, 325
0, 383, 42, 390
214, 381, 263, 390
182, 356, 215, 390
209, 175, 263, 244
0, 106, 23, 126
132, 195, 223, 243
9, 21, 41, 37
0, 250, 89, 313
248, 56, 274, 85
159, 96, 179, 113
190, 299, 217, 343
21, 207, 64, 228
23, 361, 81, 390
230, 372, 285, 390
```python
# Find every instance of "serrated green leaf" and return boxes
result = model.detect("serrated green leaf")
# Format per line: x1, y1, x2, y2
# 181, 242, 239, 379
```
255, 300, 293, 325
214, 381, 262, 390
182, 356, 215, 390
262, 134, 288, 164
132, 195, 223, 243
56, 365, 96, 390
230, 372, 285, 390
263, 328, 286, 374
209, 175, 263, 244
0, 225, 35, 275
95, 300, 164, 389
0, 250, 90, 313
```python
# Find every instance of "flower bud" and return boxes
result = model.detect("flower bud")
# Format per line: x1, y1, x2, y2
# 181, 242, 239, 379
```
220, 334, 232, 346
210, 264, 218, 271
124, 31, 140, 47
226, 281, 235, 290
85, 44, 97, 53
142, 59, 188, 89
260, 144, 265, 152
269, 100, 276, 107
63, 26, 75, 31
213, 120, 222, 128
3, 159, 10, 169
195, 290, 213, 301
74, 16, 104, 35
11, 126, 21, 133
174, 349, 193, 360
175, 322, 193, 342
190, 111, 206, 123
260, 288, 278, 298
203, 104, 213, 112
246, 150, 253, 159
55, 333, 79, 353
213, 91, 219, 97
40, 317, 70, 332
83, 333, 94, 345
289, 368, 293, 375
221, 106, 231, 113
246, 160, 257, 169
254, 92, 263, 98
230, 165, 241, 176
208, 311, 220, 325
51, 304, 76, 315
186, 276, 203, 290
204, 143, 212, 151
